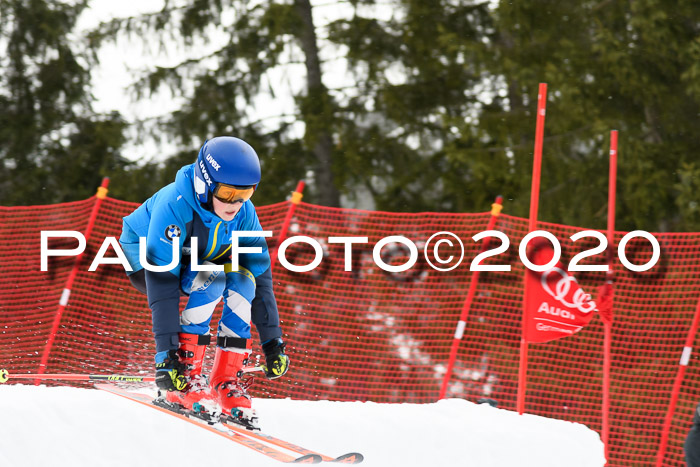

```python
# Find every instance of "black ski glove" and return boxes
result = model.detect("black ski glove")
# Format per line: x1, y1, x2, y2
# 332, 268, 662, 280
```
262, 338, 290, 380
155, 349, 187, 391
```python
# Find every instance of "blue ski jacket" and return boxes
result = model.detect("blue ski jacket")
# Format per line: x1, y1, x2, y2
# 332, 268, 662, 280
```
119, 164, 281, 350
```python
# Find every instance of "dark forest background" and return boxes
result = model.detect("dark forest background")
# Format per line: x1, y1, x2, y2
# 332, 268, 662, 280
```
1, 0, 699, 232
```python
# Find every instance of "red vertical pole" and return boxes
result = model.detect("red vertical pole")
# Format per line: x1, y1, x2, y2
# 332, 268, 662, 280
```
602, 130, 618, 462
517, 82, 548, 415
270, 181, 305, 273
439, 196, 503, 400
656, 299, 700, 465
36, 177, 110, 383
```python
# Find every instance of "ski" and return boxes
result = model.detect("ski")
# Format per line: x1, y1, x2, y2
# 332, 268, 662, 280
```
94, 383, 321, 464
221, 420, 364, 464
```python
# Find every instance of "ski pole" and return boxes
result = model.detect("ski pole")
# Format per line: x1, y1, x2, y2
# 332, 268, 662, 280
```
0, 370, 154, 384
0, 366, 263, 384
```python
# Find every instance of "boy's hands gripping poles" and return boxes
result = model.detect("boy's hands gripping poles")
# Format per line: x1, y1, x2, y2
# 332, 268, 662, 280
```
155, 349, 187, 391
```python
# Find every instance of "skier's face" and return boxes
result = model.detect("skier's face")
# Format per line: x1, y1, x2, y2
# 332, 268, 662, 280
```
212, 195, 243, 221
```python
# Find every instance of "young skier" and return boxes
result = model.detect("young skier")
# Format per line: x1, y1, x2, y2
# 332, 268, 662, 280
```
119, 136, 289, 421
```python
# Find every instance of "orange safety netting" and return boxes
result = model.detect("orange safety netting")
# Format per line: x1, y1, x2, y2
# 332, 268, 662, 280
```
1, 194, 699, 466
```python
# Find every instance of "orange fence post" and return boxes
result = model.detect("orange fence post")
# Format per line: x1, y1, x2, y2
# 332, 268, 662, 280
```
270, 181, 305, 273
439, 196, 503, 399
517, 82, 548, 414
602, 130, 618, 462
656, 296, 700, 466
35, 177, 110, 383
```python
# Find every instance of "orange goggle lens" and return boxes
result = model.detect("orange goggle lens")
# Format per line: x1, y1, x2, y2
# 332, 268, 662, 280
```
213, 184, 255, 203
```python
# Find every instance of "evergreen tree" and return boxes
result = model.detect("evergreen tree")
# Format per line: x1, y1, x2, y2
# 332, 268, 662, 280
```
326, 0, 493, 212
330, 0, 700, 231
88, 0, 333, 207
86, 0, 700, 231
0, 0, 131, 206
473, 0, 700, 231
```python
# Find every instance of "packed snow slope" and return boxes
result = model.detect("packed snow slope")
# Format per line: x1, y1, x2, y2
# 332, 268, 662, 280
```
0, 385, 605, 466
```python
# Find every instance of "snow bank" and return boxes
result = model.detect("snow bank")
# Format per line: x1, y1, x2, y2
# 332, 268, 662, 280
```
0, 385, 605, 466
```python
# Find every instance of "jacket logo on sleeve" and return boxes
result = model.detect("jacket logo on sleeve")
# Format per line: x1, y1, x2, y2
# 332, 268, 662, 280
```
165, 224, 181, 240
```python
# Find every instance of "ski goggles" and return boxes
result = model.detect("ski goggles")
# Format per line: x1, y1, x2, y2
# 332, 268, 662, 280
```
213, 183, 256, 203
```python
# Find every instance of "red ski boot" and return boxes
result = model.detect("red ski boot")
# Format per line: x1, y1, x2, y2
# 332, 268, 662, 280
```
166, 333, 213, 410
209, 343, 256, 426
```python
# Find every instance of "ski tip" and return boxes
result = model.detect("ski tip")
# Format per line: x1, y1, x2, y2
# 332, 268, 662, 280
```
291, 454, 323, 464
332, 453, 364, 464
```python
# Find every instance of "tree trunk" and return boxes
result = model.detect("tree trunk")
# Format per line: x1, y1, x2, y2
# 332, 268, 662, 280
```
294, 0, 341, 207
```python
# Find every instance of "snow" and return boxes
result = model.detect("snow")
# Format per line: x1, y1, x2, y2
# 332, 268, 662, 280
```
0, 384, 605, 467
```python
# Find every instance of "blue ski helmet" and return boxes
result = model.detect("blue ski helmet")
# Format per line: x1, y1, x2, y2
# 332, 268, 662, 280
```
193, 136, 262, 205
